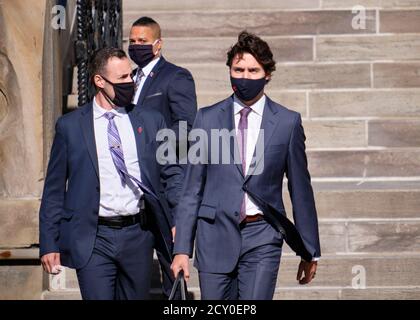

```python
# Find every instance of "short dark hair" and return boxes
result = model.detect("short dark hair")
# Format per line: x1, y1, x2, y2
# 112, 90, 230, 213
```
89, 47, 127, 86
132, 16, 161, 39
226, 31, 276, 78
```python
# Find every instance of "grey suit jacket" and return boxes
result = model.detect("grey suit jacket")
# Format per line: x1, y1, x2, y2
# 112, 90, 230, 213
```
174, 95, 321, 273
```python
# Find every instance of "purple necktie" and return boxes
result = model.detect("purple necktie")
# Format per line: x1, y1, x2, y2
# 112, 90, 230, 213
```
237, 106, 252, 222
103, 112, 156, 198
134, 69, 144, 93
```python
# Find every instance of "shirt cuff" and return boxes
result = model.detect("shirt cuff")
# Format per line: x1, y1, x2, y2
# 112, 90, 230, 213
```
302, 257, 320, 262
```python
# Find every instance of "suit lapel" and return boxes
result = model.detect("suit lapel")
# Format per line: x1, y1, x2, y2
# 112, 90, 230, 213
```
80, 103, 99, 179
245, 97, 279, 182
127, 106, 154, 189
218, 96, 244, 177
137, 57, 166, 106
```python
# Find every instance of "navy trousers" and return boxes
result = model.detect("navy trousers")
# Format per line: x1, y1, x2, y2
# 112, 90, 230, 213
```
199, 219, 283, 300
76, 223, 154, 300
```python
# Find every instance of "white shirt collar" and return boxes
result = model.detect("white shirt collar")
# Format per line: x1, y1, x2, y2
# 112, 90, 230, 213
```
93, 96, 126, 120
233, 94, 266, 117
137, 56, 161, 79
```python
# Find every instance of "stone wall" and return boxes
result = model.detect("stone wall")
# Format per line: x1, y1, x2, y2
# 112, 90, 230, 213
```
0, 0, 48, 299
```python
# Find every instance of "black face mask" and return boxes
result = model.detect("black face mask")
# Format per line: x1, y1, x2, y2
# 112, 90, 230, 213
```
230, 76, 267, 102
129, 41, 158, 69
101, 76, 135, 107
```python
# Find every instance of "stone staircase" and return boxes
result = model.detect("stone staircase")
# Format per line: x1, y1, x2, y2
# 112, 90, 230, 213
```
51, 0, 420, 299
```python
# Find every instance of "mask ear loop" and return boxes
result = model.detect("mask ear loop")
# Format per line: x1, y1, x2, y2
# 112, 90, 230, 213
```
99, 75, 117, 107
153, 39, 161, 55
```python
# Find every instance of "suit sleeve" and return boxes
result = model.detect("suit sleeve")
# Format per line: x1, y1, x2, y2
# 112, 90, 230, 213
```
173, 109, 206, 257
39, 118, 68, 257
158, 115, 184, 228
167, 68, 198, 134
286, 113, 321, 260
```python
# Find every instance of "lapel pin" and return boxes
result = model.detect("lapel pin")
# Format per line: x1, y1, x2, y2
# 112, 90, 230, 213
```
138, 127, 143, 134
150, 72, 154, 78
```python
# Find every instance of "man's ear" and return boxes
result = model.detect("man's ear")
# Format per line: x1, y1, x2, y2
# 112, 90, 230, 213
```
265, 74, 271, 82
155, 39, 162, 55
94, 74, 105, 89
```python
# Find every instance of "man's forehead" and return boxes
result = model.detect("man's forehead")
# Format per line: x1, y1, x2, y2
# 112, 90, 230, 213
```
232, 54, 259, 66
130, 26, 154, 37
105, 57, 131, 73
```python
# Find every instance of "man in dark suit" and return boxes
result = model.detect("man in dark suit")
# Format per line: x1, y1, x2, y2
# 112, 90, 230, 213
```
171, 31, 321, 300
128, 16, 197, 140
128, 16, 197, 296
39, 47, 182, 300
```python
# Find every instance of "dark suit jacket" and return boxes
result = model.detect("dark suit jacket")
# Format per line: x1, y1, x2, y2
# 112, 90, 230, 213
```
39, 102, 183, 269
134, 56, 197, 135
174, 95, 321, 273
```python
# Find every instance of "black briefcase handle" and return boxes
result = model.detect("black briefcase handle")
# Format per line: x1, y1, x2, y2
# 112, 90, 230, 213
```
168, 270, 188, 300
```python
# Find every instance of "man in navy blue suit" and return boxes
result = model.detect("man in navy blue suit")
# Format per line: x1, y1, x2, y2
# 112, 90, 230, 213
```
171, 31, 321, 300
39, 47, 183, 300
128, 16, 197, 297
128, 16, 197, 141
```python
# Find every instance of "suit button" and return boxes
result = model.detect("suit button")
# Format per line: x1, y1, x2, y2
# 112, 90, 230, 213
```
234, 212, 239, 217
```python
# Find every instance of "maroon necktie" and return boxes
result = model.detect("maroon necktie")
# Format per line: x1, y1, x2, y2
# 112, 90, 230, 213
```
237, 106, 252, 222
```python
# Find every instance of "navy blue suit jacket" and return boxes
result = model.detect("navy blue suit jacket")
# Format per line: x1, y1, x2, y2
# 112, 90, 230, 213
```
134, 56, 197, 135
39, 102, 183, 269
174, 96, 321, 273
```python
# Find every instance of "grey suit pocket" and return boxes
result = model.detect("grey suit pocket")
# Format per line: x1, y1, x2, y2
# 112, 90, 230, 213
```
197, 204, 217, 220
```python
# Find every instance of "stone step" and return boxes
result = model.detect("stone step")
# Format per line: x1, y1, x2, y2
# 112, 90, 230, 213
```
0, 265, 43, 300
41, 286, 420, 300
306, 119, 420, 149
122, 10, 377, 39
306, 149, 420, 178
123, 0, 321, 12
171, 63, 420, 92
321, 0, 420, 9
175, 89, 420, 120
291, 181, 420, 219
308, 90, 420, 119
123, 0, 420, 11
177, 63, 372, 91
60, 254, 420, 291
123, 34, 420, 64
122, 37, 314, 64
188, 286, 420, 300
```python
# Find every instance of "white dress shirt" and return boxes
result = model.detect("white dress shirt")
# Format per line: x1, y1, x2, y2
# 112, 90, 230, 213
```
233, 94, 266, 216
93, 97, 143, 217
132, 57, 161, 105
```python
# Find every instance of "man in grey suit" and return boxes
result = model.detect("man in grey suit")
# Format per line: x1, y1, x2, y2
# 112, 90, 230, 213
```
171, 31, 321, 300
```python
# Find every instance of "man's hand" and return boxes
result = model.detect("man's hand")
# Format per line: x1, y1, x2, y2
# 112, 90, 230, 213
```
171, 254, 190, 281
41, 252, 61, 274
297, 260, 317, 285
171, 227, 176, 243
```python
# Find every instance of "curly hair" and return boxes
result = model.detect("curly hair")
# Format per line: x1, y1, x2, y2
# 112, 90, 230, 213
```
226, 31, 276, 78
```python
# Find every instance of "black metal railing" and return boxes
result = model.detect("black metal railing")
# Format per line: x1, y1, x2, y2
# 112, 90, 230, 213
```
75, 0, 122, 106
